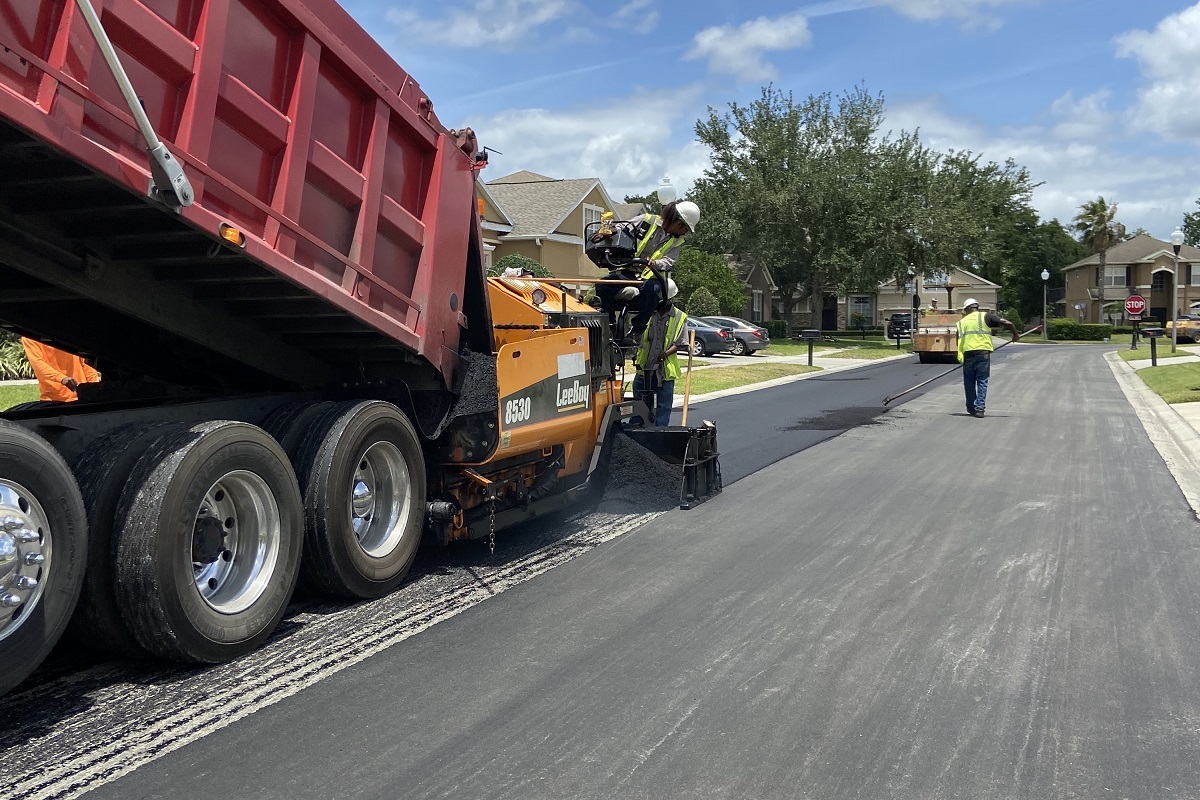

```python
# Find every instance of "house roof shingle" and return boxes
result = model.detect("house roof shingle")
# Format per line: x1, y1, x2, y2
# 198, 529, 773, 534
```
486, 171, 614, 237
1062, 233, 1200, 271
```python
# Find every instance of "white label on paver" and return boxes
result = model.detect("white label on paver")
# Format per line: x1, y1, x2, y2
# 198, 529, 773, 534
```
558, 352, 585, 379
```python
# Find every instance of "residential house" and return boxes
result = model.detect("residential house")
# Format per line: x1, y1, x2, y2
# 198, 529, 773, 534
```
483, 171, 618, 282
778, 268, 999, 330
725, 256, 775, 322
476, 180, 514, 272
875, 269, 1000, 325
1060, 234, 1200, 325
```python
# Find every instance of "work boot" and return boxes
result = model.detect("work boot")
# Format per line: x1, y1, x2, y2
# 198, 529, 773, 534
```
973, 409, 985, 418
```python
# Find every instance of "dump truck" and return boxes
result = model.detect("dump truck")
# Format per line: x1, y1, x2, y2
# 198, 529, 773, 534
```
0, 0, 719, 696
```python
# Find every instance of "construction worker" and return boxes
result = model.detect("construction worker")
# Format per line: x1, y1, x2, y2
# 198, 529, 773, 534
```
632, 279, 688, 427
956, 299, 1018, 418
20, 337, 101, 402
595, 200, 700, 346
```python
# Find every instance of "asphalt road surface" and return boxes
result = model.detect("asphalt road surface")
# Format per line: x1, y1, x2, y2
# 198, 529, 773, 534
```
4, 344, 1200, 800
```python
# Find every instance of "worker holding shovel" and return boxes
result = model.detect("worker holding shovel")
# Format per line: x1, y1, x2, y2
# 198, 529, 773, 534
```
633, 278, 688, 426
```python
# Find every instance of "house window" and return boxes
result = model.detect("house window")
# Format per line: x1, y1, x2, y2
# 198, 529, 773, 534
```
1104, 266, 1126, 288
752, 290, 763, 322
483, 244, 494, 272
583, 204, 603, 233
849, 295, 872, 320
1190, 264, 1200, 287
1153, 272, 1167, 292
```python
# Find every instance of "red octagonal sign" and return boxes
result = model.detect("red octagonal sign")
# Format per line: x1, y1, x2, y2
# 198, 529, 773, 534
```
1125, 295, 1147, 315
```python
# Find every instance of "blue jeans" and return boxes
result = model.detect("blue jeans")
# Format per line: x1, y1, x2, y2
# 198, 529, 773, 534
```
962, 352, 990, 412
632, 372, 674, 426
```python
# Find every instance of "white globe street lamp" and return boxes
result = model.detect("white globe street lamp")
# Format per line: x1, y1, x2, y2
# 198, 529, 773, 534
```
1171, 227, 1185, 353
1041, 269, 1050, 341
657, 177, 677, 205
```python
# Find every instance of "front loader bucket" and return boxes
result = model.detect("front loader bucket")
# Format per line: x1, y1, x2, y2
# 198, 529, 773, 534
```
621, 422, 722, 509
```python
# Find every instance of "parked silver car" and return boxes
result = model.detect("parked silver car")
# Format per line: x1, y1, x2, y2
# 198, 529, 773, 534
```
684, 317, 737, 357
700, 316, 771, 355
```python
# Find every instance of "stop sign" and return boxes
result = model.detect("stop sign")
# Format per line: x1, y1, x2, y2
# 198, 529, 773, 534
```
1125, 295, 1147, 315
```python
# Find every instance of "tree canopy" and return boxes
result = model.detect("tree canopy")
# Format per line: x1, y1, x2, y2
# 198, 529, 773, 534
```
686, 84, 1047, 321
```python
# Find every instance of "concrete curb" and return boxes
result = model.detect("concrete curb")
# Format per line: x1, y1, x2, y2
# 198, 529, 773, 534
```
1106, 351, 1200, 520
0, 379, 37, 386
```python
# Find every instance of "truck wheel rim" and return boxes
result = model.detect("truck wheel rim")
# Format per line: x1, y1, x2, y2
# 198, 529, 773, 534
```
350, 441, 412, 558
0, 480, 52, 643
192, 470, 281, 615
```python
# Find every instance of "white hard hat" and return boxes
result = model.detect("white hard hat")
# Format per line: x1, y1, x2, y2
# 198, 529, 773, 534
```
963, 298, 979, 310
665, 278, 679, 300
675, 201, 700, 233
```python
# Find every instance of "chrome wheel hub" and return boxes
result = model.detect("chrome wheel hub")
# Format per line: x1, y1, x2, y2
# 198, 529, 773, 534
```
192, 470, 281, 615
0, 481, 51, 643
349, 441, 412, 558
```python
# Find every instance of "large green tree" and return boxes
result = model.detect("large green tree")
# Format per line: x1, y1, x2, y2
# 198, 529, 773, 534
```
689, 84, 1038, 323
1182, 199, 1200, 246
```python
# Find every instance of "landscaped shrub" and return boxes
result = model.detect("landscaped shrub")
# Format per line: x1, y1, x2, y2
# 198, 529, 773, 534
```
686, 286, 720, 317
0, 331, 33, 380
1047, 319, 1113, 341
765, 320, 788, 340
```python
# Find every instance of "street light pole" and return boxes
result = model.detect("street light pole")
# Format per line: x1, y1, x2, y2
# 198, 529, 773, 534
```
1171, 227, 1185, 353
1041, 268, 1050, 341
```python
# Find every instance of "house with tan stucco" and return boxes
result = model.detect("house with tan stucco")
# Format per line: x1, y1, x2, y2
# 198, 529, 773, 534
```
1060, 234, 1200, 325
481, 171, 619, 282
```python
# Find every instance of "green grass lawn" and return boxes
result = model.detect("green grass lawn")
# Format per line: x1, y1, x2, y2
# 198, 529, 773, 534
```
1137, 362, 1200, 404
676, 363, 818, 395
0, 383, 39, 411
1118, 347, 1194, 363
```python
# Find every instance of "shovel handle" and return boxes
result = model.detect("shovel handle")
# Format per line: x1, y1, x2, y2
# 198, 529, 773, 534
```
681, 330, 696, 426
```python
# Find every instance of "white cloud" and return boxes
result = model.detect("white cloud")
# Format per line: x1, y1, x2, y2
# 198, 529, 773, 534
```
385, 0, 572, 49
685, 13, 812, 81
1048, 90, 1117, 144
611, 0, 660, 35
883, 0, 1036, 29
466, 86, 708, 200
884, 97, 1194, 236
1116, 3, 1200, 140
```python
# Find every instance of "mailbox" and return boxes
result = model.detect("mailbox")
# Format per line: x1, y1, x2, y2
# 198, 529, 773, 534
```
1141, 327, 1165, 338
799, 329, 822, 340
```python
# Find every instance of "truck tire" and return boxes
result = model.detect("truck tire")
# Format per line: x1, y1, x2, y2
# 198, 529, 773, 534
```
113, 421, 303, 663
261, 401, 334, 461
917, 352, 932, 363
293, 401, 426, 599
0, 420, 87, 696
66, 422, 182, 657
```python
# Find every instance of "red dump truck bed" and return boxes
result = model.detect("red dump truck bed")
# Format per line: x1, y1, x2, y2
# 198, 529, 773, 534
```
0, 0, 486, 391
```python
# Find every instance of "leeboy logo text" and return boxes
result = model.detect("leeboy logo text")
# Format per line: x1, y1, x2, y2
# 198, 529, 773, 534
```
556, 379, 589, 410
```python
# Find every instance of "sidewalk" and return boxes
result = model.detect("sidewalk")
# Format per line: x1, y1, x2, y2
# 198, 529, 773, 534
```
1118, 341, 1200, 436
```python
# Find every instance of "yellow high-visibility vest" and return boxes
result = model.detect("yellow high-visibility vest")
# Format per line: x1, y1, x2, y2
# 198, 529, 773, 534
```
633, 214, 682, 279
956, 310, 994, 361
636, 308, 688, 381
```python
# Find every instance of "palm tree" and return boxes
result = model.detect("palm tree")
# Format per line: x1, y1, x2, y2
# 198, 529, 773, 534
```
1072, 197, 1126, 322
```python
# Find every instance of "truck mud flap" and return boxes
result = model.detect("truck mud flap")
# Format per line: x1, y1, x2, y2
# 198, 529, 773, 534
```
621, 422, 722, 509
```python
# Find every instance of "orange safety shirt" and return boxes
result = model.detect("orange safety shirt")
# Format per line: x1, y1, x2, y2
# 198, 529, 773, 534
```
20, 338, 101, 402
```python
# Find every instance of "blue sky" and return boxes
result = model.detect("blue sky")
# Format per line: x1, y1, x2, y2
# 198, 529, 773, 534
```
341, 0, 1200, 238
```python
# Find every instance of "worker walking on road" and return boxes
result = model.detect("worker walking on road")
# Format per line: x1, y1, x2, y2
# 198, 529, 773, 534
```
20, 337, 101, 402
595, 200, 699, 346
633, 279, 688, 427
956, 299, 1018, 418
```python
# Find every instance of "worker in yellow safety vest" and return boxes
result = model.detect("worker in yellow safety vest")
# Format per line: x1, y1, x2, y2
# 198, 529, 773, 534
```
633, 279, 689, 426
595, 200, 699, 346
956, 298, 1019, 418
